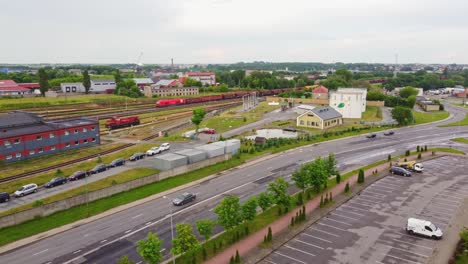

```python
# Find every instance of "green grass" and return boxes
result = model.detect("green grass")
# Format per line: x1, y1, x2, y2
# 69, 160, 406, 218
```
0, 144, 156, 194
454, 229, 468, 264
344, 106, 382, 122
0, 168, 158, 217
412, 110, 449, 125
438, 113, 468, 127
451, 138, 468, 144
430, 147, 465, 155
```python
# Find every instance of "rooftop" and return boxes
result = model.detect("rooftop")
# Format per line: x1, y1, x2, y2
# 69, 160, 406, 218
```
313, 85, 328, 93
186, 72, 215, 76
310, 106, 342, 120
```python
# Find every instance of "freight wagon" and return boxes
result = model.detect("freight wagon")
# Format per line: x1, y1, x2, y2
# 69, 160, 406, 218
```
105, 116, 140, 129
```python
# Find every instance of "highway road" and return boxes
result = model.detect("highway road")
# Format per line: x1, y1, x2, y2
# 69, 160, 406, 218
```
0, 104, 467, 264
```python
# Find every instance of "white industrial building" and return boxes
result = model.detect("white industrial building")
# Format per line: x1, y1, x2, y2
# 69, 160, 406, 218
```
329, 88, 367, 118
90, 79, 116, 93
61, 83, 85, 93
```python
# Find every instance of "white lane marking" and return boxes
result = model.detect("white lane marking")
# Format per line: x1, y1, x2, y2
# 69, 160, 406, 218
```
426, 205, 456, 213
301, 233, 332, 243
342, 205, 370, 212
124, 230, 132, 234
425, 211, 454, 217
136, 261, 142, 264
160, 248, 166, 252
382, 253, 423, 264
131, 213, 143, 219
285, 245, 316, 256
318, 222, 347, 232
431, 200, 460, 207
264, 259, 278, 264
367, 187, 393, 193
360, 191, 387, 197
323, 217, 353, 226
273, 251, 306, 264
309, 228, 340, 237
294, 239, 324, 250
73, 250, 82, 254
438, 194, 463, 200
208, 208, 214, 211
372, 184, 401, 191
331, 212, 360, 221
349, 201, 373, 208
145, 222, 152, 225
377, 244, 430, 258
390, 239, 433, 250
440, 191, 467, 198
336, 208, 366, 217
434, 196, 463, 203
358, 194, 386, 200
33, 249, 49, 256
83, 233, 89, 237
100, 240, 107, 243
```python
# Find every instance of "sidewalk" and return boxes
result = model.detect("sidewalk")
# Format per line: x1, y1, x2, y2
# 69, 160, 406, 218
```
205, 152, 437, 264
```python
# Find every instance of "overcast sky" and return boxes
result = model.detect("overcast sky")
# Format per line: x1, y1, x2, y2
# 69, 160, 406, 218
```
1, 0, 468, 64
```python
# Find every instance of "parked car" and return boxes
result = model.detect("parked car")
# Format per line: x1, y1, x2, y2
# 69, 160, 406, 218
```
14, 183, 38, 197
44, 177, 67, 188
89, 164, 108, 174
68, 171, 88, 181
389, 166, 412, 177
172, 192, 196, 206
146, 147, 162, 156
108, 158, 126, 168
129, 152, 145, 161
159, 143, 171, 151
203, 129, 216, 134
0, 192, 10, 203
406, 218, 442, 239
384, 131, 395, 136
366, 133, 377, 138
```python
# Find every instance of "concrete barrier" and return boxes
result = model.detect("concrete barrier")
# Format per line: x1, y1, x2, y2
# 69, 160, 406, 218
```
0, 154, 230, 228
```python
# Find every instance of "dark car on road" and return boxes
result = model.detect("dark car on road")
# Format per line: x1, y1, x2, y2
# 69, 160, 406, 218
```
89, 164, 108, 174
108, 158, 126, 168
366, 133, 377, 138
390, 166, 412, 177
68, 171, 88, 181
44, 177, 67, 188
129, 153, 145, 161
384, 131, 395, 136
172, 192, 196, 206
0, 192, 10, 203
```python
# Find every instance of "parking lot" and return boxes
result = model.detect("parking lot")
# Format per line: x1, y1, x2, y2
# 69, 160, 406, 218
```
260, 156, 468, 264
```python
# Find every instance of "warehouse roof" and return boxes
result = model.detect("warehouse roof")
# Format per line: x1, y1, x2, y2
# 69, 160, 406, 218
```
311, 107, 342, 120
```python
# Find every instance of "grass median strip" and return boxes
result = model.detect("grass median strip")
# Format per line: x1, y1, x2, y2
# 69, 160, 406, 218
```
451, 138, 468, 144
412, 110, 449, 125
438, 113, 468, 127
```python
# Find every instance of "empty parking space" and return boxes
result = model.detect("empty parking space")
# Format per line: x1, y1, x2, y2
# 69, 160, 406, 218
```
260, 156, 468, 264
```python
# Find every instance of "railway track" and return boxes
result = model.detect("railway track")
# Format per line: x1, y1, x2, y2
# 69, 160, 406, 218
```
0, 101, 241, 184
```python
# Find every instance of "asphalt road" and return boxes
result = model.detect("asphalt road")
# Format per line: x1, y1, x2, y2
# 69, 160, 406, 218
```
0, 104, 468, 264
260, 155, 468, 264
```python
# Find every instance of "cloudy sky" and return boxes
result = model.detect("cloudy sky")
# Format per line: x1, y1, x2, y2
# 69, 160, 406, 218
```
1, 0, 467, 64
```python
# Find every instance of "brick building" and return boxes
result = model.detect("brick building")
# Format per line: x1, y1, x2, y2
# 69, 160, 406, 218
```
0, 112, 100, 162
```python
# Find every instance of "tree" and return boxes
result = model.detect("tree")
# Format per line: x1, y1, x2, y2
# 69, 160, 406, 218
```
305, 157, 329, 192
137, 232, 163, 264
326, 153, 337, 176
267, 177, 290, 209
83, 70, 91, 94
218, 83, 229, 92
214, 195, 243, 230
335, 68, 353, 82
191, 108, 207, 133
391, 106, 414, 126
196, 219, 216, 241
292, 167, 308, 192
185, 77, 202, 87
399, 86, 419, 98
241, 197, 258, 221
114, 79, 143, 98
171, 223, 200, 256
114, 70, 122, 84
257, 192, 273, 212
406, 95, 417, 108
38, 68, 49, 96
117, 255, 135, 264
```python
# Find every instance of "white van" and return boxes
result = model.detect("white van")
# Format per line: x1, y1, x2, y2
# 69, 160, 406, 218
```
406, 218, 443, 239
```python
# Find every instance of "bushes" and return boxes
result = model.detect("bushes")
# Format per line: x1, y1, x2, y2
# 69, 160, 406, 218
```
357, 169, 365, 184
344, 182, 350, 193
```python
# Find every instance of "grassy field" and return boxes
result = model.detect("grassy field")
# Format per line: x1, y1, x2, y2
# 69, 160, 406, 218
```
0, 143, 127, 179
451, 138, 468, 144
0, 168, 157, 217
345, 106, 382, 122
438, 113, 468, 127
0, 144, 156, 194
430, 147, 466, 155
412, 110, 449, 125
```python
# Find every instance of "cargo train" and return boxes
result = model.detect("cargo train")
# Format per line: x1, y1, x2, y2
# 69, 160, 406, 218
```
155, 87, 302, 107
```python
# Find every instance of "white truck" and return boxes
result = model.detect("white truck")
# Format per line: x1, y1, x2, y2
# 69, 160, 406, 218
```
406, 218, 442, 239
396, 161, 423, 172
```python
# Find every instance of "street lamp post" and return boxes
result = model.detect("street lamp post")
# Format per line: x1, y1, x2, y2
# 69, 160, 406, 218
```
163, 196, 175, 264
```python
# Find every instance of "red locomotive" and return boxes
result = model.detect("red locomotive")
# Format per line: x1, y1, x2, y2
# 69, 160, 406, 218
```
105, 116, 140, 129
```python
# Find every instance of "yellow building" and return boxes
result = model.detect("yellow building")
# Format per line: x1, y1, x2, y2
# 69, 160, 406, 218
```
297, 106, 343, 130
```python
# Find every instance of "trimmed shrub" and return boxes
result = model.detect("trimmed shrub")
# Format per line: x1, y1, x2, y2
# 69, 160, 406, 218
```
416, 146, 420, 152
267, 227, 273, 242
345, 182, 350, 193
357, 169, 365, 184
405, 150, 410, 156
387, 154, 391, 161
336, 173, 341, 184
417, 153, 422, 159
235, 250, 240, 263
320, 195, 324, 207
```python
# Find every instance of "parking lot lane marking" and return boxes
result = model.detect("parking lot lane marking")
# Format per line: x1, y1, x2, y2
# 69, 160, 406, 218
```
425, 211, 454, 217
426, 205, 456, 213
145, 222, 152, 225
131, 213, 143, 219
264, 259, 278, 264
390, 239, 433, 250
273, 251, 306, 264
295, 239, 324, 250
440, 191, 467, 198
100, 240, 107, 243
33, 249, 48, 256
360, 191, 387, 198
372, 184, 401, 191
73, 250, 82, 254
354, 197, 381, 204
367, 187, 393, 193
431, 200, 460, 207
358, 194, 386, 201
309, 228, 340, 237
318, 223, 347, 232
433, 196, 463, 203
323, 218, 353, 226
336, 208, 366, 217
124, 230, 132, 234
376, 244, 430, 258
342, 205, 370, 212
302, 233, 332, 243
349, 201, 374, 208
378, 180, 404, 187
331, 212, 360, 221
285, 245, 317, 256
438, 194, 463, 200
45, 262, 52, 264
382, 254, 423, 264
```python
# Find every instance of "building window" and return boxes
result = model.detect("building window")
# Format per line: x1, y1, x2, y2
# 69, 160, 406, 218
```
83, 128, 88, 132
91, 138, 96, 142
36, 135, 43, 140
4, 140, 11, 146
75, 141, 79, 145
29, 150, 35, 155
38, 148, 43, 153
65, 130, 70, 136
50, 132, 55, 138
91, 126, 96, 131
6, 155, 12, 160
66, 143, 70, 148
74, 129, 78, 134
14, 138, 21, 144
300, 120, 304, 125
16, 153, 21, 158
51, 146, 56, 151
84, 139, 88, 144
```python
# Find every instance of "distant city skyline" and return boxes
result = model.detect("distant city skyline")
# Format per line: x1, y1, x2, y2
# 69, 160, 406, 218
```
1, 0, 468, 64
